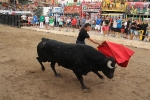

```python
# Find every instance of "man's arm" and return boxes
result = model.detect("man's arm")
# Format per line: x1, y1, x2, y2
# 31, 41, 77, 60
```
87, 38, 102, 45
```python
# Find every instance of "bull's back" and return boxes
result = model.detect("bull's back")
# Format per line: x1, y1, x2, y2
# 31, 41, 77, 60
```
37, 38, 106, 67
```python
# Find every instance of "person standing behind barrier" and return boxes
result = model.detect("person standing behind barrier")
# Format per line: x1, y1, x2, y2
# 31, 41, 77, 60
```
81, 16, 86, 28
116, 17, 122, 38
28, 15, 32, 27
146, 20, 150, 41
76, 17, 81, 30
33, 15, 38, 28
141, 20, 148, 41
112, 18, 117, 37
72, 17, 77, 32
45, 15, 49, 30
85, 17, 90, 24
122, 19, 127, 38
58, 16, 63, 31
136, 20, 143, 39
130, 20, 137, 40
21, 14, 27, 26
125, 18, 131, 39
103, 16, 110, 36
91, 18, 96, 31
95, 16, 102, 33
66, 17, 71, 32
121, 19, 125, 37
49, 16, 54, 30
31, 15, 34, 26
39, 14, 45, 29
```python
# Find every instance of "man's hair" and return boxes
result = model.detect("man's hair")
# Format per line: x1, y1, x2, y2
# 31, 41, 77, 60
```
84, 23, 91, 28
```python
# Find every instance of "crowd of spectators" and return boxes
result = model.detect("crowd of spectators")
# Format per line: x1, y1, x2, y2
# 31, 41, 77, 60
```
20, 14, 150, 42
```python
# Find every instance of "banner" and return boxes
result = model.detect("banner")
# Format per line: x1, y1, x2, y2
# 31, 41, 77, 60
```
52, 7, 63, 14
126, 2, 150, 14
82, 2, 101, 13
64, 6, 81, 14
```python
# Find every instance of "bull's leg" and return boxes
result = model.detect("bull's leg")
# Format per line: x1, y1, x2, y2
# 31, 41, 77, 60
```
93, 71, 104, 79
50, 62, 60, 76
73, 70, 89, 90
36, 57, 45, 71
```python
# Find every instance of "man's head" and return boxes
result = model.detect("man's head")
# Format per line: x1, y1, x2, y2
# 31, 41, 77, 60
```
84, 23, 91, 31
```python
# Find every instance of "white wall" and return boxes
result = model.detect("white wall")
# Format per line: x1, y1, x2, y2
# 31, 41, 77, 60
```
43, 7, 50, 16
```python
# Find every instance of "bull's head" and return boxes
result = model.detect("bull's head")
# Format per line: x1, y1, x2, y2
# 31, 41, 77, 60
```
102, 57, 117, 79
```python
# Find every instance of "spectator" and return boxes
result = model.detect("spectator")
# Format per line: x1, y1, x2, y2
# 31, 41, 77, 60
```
81, 16, 86, 28
71, 17, 77, 32
76, 17, 81, 30
95, 16, 102, 33
112, 18, 117, 37
116, 17, 122, 38
146, 21, 150, 41
28, 15, 33, 27
66, 17, 71, 32
91, 18, 96, 31
58, 16, 63, 31
85, 17, 90, 24
125, 18, 131, 39
141, 20, 148, 41
121, 19, 125, 37
103, 16, 110, 36
136, 20, 143, 39
45, 15, 49, 30
33, 15, 38, 28
21, 14, 27, 26
130, 20, 137, 40
39, 14, 45, 29
49, 16, 55, 30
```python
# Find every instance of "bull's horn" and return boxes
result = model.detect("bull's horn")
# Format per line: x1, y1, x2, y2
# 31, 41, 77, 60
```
107, 61, 114, 69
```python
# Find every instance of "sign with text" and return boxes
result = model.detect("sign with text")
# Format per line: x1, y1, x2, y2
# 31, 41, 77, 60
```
82, 2, 101, 13
64, 6, 81, 14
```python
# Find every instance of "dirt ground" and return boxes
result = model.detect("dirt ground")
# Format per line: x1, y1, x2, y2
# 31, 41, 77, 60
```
0, 25, 150, 100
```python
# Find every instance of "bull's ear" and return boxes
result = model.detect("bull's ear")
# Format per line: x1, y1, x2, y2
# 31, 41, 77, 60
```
42, 38, 46, 41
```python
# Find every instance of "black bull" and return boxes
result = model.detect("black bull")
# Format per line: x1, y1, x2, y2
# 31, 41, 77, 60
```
36, 38, 117, 90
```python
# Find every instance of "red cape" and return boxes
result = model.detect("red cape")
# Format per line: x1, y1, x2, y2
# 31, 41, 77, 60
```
97, 41, 135, 67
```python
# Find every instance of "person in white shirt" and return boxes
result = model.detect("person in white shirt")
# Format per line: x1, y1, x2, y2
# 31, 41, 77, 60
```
21, 14, 27, 26
112, 19, 117, 37
66, 17, 71, 32
45, 15, 49, 30
85, 17, 90, 24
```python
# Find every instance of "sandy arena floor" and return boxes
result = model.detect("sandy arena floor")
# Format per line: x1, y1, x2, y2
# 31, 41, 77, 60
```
0, 25, 150, 100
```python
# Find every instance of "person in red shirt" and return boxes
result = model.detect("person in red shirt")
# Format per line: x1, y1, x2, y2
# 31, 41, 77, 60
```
72, 17, 77, 32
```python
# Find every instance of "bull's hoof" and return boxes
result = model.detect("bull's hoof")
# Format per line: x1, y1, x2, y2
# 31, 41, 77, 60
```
82, 86, 90, 90
83, 87, 91, 93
